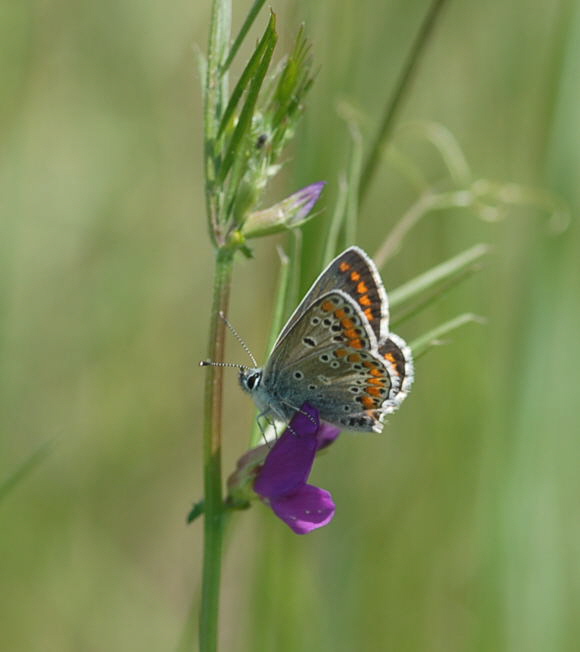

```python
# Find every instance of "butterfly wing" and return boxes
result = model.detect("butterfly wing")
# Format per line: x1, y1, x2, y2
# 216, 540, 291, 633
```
274, 247, 389, 347
377, 333, 414, 411
264, 291, 398, 432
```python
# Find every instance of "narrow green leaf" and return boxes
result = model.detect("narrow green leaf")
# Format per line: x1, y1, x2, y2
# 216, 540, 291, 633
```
222, 0, 268, 72
220, 12, 277, 181
218, 10, 276, 139
410, 313, 485, 358
272, 25, 313, 126
389, 243, 490, 309
187, 500, 205, 523
391, 263, 482, 328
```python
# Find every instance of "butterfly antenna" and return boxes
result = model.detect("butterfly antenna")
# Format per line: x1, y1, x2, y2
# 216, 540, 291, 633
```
218, 311, 258, 366
199, 360, 249, 370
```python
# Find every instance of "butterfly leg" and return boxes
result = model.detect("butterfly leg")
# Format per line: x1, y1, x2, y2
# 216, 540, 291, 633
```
255, 411, 283, 447
279, 399, 319, 432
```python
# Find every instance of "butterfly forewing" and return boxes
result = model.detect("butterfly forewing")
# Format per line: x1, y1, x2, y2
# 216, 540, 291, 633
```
274, 247, 389, 347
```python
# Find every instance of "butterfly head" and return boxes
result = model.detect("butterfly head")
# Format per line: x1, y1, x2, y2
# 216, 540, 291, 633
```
239, 366, 278, 417
239, 367, 263, 394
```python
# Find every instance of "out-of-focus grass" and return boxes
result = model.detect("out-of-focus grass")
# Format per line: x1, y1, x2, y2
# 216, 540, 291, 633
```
1, 1, 579, 651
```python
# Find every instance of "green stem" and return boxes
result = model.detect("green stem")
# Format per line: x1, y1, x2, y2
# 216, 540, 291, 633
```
199, 250, 234, 652
359, 0, 449, 205
204, 0, 231, 246
199, 3, 233, 649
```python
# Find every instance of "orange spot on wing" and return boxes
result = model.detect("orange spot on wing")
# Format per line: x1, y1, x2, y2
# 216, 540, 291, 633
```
363, 361, 376, 368
359, 295, 372, 307
367, 387, 381, 397
334, 309, 347, 319
335, 349, 348, 357
368, 377, 385, 386
370, 368, 382, 377
341, 318, 355, 329
357, 281, 369, 294
344, 328, 359, 339
322, 300, 336, 312
361, 396, 375, 409
348, 353, 362, 363
364, 308, 374, 321
339, 262, 351, 272
350, 339, 364, 349
384, 352, 401, 374
350, 270, 361, 281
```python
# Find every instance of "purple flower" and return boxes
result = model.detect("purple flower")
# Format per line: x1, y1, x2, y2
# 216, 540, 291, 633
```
242, 182, 326, 238
253, 403, 340, 535
288, 181, 327, 222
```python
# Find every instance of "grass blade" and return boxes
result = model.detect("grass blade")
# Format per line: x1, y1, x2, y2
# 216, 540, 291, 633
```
389, 243, 490, 309
220, 12, 277, 181
359, 0, 450, 204
222, 0, 268, 73
410, 313, 485, 358
218, 10, 276, 139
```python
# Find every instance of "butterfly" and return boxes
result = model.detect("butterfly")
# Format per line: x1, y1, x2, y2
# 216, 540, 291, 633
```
238, 247, 413, 432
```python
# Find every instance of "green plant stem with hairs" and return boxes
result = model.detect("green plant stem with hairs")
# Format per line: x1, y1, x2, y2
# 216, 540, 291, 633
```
199, 251, 233, 652
199, 1, 232, 650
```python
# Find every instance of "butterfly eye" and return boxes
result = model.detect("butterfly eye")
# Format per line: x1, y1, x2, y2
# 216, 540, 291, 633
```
245, 372, 261, 391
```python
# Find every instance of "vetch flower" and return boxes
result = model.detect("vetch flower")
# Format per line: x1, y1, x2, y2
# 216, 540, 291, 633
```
242, 181, 326, 238
253, 403, 339, 534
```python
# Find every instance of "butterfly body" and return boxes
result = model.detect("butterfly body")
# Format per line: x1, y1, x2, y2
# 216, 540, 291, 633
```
240, 247, 414, 433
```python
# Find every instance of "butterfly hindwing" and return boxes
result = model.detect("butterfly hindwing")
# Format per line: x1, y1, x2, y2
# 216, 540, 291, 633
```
264, 291, 397, 431
377, 333, 414, 412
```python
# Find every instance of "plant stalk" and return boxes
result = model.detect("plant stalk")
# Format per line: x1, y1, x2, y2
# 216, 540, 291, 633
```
199, 250, 234, 652
359, 0, 449, 205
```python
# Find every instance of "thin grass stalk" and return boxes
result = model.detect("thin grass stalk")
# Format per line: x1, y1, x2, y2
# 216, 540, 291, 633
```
359, 0, 449, 205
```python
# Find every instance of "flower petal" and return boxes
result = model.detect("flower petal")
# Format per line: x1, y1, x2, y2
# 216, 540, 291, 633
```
253, 404, 319, 499
270, 484, 336, 534
290, 181, 327, 221
316, 422, 341, 450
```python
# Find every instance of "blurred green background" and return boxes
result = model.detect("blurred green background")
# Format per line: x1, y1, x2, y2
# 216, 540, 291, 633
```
1, 0, 579, 650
